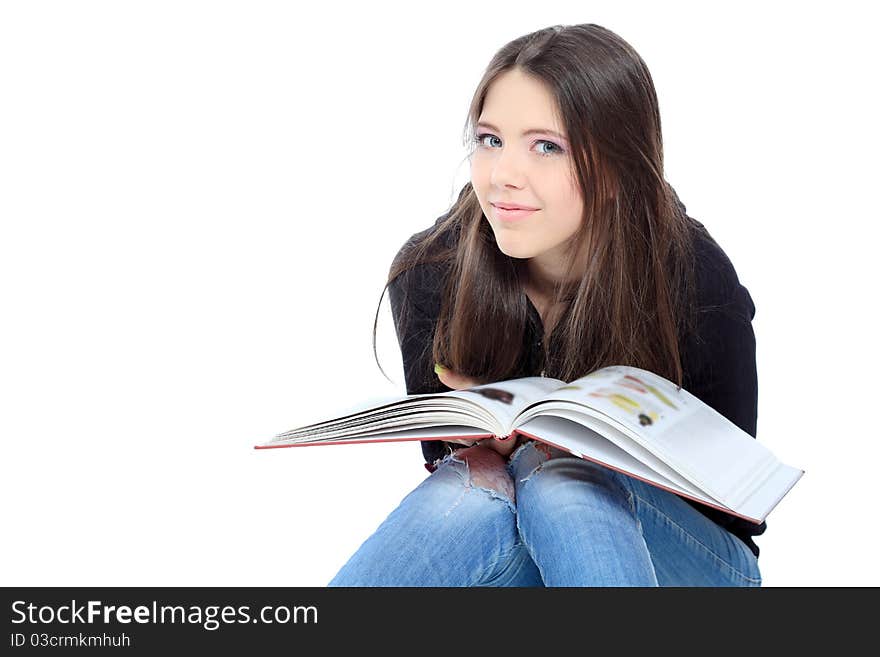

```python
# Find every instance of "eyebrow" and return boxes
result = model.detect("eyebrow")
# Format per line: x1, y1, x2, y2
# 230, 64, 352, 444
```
475, 121, 568, 142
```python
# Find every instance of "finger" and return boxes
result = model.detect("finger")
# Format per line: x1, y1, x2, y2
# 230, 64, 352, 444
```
434, 363, 480, 390
495, 437, 519, 457
481, 435, 518, 458
435, 363, 468, 388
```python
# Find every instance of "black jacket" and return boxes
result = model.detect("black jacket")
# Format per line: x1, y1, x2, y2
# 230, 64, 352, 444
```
387, 189, 767, 559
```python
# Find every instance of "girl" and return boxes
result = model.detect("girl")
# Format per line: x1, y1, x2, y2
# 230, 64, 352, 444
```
329, 23, 765, 587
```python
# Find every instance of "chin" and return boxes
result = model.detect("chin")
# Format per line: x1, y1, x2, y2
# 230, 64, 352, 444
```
493, 238, 536, 260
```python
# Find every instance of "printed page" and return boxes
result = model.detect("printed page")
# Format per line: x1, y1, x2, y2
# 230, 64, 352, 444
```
516, 405, 718, 502
270, 402, 490, 444
653, 408, 780, 507
442, 376, 567, 436
514, 415, 716, 504
272, 392, 417, 437
266, 378, 567, 446
265, 413, 493, 446
516, 411, 802, 522
520, 365, 701, 436
519, 365, 786, 508
733, 463, 805, 524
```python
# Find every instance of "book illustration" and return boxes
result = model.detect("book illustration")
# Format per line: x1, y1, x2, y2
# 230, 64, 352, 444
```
444, 377, 567, 429
450, 380, 624, 427
616, 380, 647, 395
622, 374, 678, 409
472, 387, 515, 405
588, 389, 662, 427
554, 367, 690, 433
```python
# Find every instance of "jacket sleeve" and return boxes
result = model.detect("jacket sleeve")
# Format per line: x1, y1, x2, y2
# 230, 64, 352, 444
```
684, 251, 758, 438
387, 241, 450, 397
388, 270, 443, 397
387, 239, 459, 467
679, 264, 766, 548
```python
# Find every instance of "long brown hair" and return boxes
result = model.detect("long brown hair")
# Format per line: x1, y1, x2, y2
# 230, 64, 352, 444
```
373, 23, 698, 390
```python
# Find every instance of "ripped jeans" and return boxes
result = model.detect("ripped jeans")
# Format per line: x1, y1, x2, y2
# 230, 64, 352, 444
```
327, 439, 762, 587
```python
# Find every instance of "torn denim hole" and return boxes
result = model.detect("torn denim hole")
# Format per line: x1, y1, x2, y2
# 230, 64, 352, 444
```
439, 450, 517, 515
507, 439, 533, 468
518, 462, 545, 484
509, 439, 554, 484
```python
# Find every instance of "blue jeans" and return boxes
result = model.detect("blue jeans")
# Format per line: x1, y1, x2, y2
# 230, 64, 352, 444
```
328, 439, 762, 587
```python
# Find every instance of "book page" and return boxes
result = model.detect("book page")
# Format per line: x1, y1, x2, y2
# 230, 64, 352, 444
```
516, 405, 718, 503
442, 376, 566, 435
268, 411, 493, 445
515, 415, 776, 524
517, 365, 700, 435
272, 392, 416, 437
517, 365, 781, 507
271, 402, 490, 443
266, 377, 566, 446
260, 425, 495, 449
514, 415, 716, 505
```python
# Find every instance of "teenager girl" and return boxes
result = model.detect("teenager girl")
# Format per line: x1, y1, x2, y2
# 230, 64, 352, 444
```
328, 23, 765, 586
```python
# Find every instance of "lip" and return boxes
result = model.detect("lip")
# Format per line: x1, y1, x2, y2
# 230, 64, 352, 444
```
491, 203, 538, 221
491, 202, 539, 211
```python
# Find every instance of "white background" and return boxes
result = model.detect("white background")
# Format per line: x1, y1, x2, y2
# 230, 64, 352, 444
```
1, 0, 877, 587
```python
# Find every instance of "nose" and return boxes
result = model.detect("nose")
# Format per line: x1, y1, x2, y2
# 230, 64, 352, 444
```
488, 148, 528, 189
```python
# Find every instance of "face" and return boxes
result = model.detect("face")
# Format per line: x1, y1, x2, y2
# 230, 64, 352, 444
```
469, 68, 584, 284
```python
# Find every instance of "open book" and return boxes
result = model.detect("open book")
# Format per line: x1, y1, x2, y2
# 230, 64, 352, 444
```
255, 365, 804, 525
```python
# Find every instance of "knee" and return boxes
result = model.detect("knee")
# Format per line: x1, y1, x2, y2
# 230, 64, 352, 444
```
449, 444, 516, 504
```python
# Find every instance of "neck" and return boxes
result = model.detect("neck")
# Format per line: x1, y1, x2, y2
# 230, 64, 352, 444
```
525, 252, 586, 299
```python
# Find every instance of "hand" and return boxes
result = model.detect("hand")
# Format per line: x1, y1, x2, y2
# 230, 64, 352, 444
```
434, 363, 520, 458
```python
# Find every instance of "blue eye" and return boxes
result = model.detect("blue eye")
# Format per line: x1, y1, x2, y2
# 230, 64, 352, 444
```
473, 133, 501, 149
535, 140, 562, 156
472, 133, 564, 158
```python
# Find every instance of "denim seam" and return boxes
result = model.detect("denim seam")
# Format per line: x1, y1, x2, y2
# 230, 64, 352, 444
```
632, 493, 761, 584
513, 514, 547, 584
479, 542, 527, 586
625, 489, 647, 539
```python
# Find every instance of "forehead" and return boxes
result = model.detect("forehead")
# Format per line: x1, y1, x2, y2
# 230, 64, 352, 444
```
479, 69, 564, 134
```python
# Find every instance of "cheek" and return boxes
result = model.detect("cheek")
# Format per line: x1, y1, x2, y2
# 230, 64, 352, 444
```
550, 191, 584, 234
555, 217, 584, 248
475, 190, 492, 216
469, 165, 491, 205
534, 209, 583, 253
